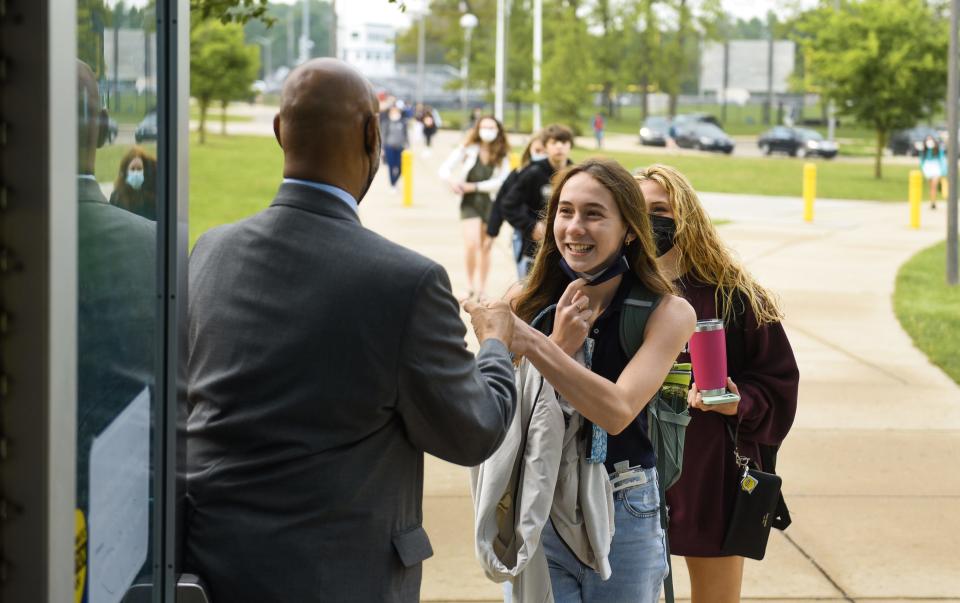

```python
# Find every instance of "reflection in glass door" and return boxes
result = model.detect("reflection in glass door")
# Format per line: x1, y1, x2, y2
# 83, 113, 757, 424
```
75, 1, 160, 601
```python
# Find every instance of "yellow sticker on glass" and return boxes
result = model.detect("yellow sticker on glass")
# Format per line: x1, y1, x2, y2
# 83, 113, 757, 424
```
75, 509, 87, 603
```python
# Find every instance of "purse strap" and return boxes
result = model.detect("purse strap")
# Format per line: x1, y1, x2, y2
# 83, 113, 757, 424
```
724, 421, 754, 472
725, 421, 793, 531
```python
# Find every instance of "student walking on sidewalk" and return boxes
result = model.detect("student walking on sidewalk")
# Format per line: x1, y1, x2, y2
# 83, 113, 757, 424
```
382, 104, 408, 192
439, 115, 512, 300
634, 164, 799, 603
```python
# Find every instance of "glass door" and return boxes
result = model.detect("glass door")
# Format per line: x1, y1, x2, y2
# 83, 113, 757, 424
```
74, 1, 179, 601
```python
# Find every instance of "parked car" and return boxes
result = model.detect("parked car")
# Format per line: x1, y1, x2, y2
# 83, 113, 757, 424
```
134, 112, 157, 144
669, 112, 720, 137
757, 126, 838, 158
673, 122, 734, 154
888, 126, 941, 156
638, 116, 670, 146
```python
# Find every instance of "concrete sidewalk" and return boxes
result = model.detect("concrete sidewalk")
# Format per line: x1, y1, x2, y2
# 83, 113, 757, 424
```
356, 130, 958, 602
201, 107, 957, 599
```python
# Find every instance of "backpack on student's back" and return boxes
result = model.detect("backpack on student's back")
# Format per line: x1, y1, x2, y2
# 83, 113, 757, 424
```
617, 281, 692, 492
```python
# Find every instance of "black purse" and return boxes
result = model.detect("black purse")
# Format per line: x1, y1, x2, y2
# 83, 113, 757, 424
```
720, 424, 791, 560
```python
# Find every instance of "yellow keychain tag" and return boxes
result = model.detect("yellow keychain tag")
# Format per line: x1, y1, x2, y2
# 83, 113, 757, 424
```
741, 472, 759, 494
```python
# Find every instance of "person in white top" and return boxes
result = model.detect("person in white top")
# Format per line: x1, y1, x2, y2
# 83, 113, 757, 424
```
439, 116, 512, 300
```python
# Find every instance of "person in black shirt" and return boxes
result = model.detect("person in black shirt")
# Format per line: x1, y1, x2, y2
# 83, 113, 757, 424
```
500, 123, 574, 276
486, 132, 547, 278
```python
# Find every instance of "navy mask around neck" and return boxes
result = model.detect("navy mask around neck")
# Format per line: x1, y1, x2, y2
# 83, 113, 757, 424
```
559, 254, 630, 286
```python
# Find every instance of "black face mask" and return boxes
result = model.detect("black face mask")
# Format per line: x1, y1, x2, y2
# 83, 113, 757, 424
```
649, 215, 676, 257
559, 254, 630, 286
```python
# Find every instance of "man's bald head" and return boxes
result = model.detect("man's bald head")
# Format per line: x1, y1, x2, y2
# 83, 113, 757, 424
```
274, 59, 381, 201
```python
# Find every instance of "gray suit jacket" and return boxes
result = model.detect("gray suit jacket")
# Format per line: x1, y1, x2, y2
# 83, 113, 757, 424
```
185, 182, 517, 602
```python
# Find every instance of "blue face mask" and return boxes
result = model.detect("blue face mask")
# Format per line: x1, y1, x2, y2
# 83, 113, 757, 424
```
126, 169, 145, 190
559, 254, 630, 286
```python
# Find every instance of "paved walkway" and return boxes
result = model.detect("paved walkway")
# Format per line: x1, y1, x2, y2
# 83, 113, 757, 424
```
351, 129, 960, 602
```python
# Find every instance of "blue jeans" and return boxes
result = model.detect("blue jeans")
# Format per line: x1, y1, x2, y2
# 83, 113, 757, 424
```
513, 231, 534, 279
542, 467, 668, 603
384, 146, 403, 186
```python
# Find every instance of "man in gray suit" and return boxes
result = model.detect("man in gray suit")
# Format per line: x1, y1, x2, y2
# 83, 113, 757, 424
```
185, 59, 518, 602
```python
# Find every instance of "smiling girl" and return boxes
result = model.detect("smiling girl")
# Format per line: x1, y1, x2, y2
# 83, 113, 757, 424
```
502, 158, 695, 602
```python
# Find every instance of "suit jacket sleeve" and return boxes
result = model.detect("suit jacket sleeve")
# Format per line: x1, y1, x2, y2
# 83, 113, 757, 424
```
397, 263, 517, 466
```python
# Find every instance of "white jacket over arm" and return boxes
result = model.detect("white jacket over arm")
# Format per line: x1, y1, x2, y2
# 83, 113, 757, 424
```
471, 358, 615, 603
438, 144, 512, 195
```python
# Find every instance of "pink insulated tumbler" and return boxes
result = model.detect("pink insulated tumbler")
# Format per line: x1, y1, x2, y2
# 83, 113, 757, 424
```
689, 319, 728, 396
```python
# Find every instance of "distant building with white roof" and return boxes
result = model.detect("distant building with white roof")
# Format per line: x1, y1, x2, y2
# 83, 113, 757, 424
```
337, 14, 397, 78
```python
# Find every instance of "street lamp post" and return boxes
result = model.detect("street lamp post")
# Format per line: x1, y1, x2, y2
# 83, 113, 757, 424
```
460, 13, 478, 118
533, 0, 542, 131
948, 0, 959, 285
416, 15, 426, 106
828, 0, 839, 140
408, 0, 429, 107
255, 36, 273, 82
298, 0, 313, 64
494, 0, 506, 121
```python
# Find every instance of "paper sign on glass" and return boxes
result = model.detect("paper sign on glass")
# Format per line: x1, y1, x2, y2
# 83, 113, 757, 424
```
88, 387, 151, 603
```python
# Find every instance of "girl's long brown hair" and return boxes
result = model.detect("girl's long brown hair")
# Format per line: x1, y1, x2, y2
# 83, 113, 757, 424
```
514, 158, 675, 324
464, 115, 509, 165
634, 164, 784, 326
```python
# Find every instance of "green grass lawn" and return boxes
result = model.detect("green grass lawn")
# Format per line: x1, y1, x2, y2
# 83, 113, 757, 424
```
570, 147, 914, 202
186, 133, 913, 250
189, 133, 283, 247
893, 241, 960, 384
189, 111, 254, 123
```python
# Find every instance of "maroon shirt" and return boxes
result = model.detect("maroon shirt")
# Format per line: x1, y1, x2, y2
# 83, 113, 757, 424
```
666, 278, 799, 557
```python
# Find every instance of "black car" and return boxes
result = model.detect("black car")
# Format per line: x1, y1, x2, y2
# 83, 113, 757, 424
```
673, 122, 734, 154
757, 126, 838, 158
888, 126, 942, 156
638, 116, 670, 146
134, 112, 158, 143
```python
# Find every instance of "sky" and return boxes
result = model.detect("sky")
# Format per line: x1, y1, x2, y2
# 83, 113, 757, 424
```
270, 0, 822, 28
723, 0, 818, 21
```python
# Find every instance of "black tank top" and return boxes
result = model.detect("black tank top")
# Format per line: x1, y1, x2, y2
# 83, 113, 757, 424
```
588, 273, 657, 472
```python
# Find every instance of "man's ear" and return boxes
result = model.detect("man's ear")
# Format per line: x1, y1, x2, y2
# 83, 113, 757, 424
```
273, 114, 282, 148
364, 114, 380, 155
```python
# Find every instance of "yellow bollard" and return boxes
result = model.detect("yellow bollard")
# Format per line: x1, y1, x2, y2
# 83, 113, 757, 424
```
909, 169, 922, 229
509, 152, 521, 170
802, 163, 816, 223
402, 149, 413, 207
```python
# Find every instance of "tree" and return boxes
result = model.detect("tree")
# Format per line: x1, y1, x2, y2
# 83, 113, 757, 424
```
589, 0, 623, 117
506, 0, 534, 130
192, 0, 274, 25
796, 0, 947, 178
190, 21, 260, 143
542, 0, 594, 132
243, 1, 336, 74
